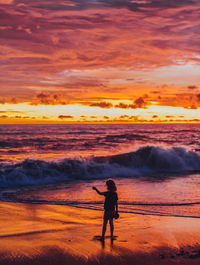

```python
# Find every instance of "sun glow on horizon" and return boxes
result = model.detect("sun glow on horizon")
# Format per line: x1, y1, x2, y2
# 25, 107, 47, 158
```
1, 102, 200, 124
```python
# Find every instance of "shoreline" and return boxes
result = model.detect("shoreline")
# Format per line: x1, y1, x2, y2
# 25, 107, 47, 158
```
1, 202, 200, 264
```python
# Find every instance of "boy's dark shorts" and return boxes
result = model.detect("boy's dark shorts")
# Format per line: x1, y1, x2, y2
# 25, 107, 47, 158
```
104, 210, 115, 220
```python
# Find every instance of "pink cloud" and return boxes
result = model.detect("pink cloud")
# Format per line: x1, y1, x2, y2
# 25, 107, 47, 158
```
0, 0, 200, 107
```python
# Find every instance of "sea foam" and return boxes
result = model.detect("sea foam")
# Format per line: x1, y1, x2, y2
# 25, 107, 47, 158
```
0, 146, 200, 188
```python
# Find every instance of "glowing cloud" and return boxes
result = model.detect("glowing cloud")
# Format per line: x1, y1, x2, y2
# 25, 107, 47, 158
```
0, 0, 200, 123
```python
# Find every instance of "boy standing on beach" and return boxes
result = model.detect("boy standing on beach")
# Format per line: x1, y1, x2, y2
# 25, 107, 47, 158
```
93, 179, 118, 240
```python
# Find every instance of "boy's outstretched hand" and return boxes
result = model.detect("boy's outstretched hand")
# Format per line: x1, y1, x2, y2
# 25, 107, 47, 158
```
92, 186, 97, 190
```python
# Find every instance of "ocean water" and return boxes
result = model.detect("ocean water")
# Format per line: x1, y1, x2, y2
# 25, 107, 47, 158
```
1, 124, 200, 218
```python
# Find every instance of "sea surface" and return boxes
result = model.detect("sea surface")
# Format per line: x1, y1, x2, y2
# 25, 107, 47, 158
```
1, 124, 200, 218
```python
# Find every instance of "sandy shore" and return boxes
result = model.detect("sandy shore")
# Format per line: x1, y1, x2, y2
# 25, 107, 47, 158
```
1, 202, 200, 265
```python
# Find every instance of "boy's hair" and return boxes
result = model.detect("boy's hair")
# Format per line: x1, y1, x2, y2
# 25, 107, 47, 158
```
106, 179, 117, 191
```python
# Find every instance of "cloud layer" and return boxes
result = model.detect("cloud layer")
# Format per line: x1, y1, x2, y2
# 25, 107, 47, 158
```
0, 0, 200, 122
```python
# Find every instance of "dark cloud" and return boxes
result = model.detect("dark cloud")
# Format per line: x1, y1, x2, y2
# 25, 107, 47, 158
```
188, 85, 198, 89
115, 97, 147, 109
89, 102, 113, 108
0, 96, 21, 104
58, 115, 74, 119
151, 91, 160, 94
55, 0, 199, 13
157, 93, 200, 109
33, 92, 70, 105
134, 97, 146, 108
115, 102, 130, 109
12, 0, 198, 13
196, 94, 200, 101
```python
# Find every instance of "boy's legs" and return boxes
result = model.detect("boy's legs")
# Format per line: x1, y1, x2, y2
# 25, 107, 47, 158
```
109, 218, 114, 238
102, 217, 108, 239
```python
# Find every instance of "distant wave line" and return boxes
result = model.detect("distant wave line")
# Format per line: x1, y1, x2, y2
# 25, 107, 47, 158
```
1, 198, 200, 219
2, 197, 200, 207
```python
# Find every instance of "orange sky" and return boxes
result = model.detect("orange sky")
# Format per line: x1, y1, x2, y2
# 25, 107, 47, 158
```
0, 0, 200, 123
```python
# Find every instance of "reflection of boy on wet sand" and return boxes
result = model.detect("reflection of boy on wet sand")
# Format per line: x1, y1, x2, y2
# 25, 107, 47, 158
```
93, 179, 118, 241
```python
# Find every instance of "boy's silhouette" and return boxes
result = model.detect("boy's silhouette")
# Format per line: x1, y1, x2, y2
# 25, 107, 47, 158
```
93, 179, 118, 241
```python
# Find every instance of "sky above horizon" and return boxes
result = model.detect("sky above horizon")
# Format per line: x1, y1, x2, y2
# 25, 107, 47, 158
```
0, 0, 200, 123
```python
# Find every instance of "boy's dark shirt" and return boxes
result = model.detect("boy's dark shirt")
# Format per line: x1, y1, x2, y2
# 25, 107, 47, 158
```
103, 191, 118, 211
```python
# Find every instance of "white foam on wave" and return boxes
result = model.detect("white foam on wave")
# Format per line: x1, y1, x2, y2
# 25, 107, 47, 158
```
0, 146, 200, 188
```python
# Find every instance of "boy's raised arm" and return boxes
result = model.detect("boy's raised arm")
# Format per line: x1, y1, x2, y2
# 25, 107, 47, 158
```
92, 186, 104, 195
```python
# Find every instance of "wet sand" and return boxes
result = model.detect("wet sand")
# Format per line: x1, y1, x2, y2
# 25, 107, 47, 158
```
1, 202, 200, 265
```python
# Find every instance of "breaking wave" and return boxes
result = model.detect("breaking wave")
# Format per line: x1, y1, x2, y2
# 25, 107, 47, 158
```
0, 146, 200, 188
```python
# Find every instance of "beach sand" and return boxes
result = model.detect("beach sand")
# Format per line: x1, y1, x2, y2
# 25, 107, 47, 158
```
1, 202, 200, 265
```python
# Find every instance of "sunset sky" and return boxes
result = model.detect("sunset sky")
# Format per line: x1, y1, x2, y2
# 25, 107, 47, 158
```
0, 0, 200, 123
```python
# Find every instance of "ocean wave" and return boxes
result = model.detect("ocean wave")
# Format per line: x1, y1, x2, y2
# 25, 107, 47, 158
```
0, 146, 200, 188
